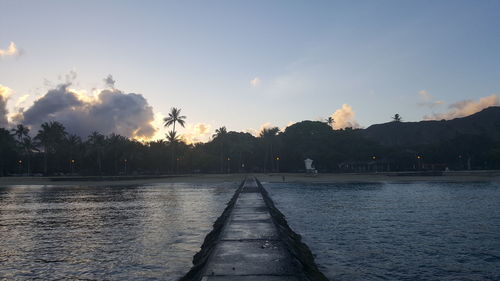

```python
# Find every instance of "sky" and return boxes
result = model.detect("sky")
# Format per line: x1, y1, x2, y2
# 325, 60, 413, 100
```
1, 0, 499, 142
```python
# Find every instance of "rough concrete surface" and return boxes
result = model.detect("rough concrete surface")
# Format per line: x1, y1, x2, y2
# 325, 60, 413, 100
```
181, 177, 328, 281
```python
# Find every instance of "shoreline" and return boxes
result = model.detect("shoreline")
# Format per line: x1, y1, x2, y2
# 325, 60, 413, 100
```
0, 171, 499, 186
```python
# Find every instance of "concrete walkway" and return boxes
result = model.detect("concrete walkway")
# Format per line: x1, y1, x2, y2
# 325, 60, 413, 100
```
200, 178, 303, 281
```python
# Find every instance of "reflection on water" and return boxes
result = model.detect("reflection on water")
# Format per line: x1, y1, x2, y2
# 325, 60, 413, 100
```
0, 182, 237, 280
267, 182, 500, 281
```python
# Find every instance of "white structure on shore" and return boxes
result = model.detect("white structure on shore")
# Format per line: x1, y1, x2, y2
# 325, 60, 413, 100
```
304, 158, 317, 174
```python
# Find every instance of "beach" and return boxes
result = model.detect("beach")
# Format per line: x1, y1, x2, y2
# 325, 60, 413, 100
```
1, 171, 499, 186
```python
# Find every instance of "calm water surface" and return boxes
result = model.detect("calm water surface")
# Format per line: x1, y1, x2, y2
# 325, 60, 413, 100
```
267, 181, 500, 281
0, 182, 237, 280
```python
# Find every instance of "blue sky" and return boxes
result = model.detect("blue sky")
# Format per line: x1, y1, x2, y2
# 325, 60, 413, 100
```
1, 0, 499, 141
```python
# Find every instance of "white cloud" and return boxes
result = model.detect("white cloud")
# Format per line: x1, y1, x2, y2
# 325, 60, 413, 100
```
424, 94, 499, 120
281, 121, 296, 132
15, 94, 30, 108
331, 104, 360, 129
250, 77, 261, 88
0, 84, 13, 127
180, 122, 213, 144
0, 84, 13, 98
417, 90, 444, 108
0, 42, 22, 59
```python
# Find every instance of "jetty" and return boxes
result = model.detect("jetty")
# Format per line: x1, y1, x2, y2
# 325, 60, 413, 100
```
181, 177, 328, 281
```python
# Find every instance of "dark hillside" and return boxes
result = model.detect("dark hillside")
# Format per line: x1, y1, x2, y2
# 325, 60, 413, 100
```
363, 107, 500, 146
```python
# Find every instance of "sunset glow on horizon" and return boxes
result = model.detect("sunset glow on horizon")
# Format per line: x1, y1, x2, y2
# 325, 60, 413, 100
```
1, 0, 499, 142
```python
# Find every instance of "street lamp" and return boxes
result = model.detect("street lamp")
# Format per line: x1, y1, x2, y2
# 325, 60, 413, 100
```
18, 160, 22, 174
70, 159, 75, 174
416, 155, 422, 170
124, 159, 128, 175
275, 156, 280, 173
227, 157, 231, 173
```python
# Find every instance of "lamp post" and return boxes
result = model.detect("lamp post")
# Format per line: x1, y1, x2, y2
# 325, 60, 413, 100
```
227, 157, 231, 173
417, 155, 422, 170
70, 159, 75, 174
276, 156, 280, 173
124, 159, 128, 175
18, 160, 22, 174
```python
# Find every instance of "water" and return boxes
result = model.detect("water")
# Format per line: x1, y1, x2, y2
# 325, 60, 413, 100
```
0, 182, 237, 280
266, 181, 500, 281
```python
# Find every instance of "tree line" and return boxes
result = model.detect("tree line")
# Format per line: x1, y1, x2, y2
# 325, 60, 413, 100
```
1, 109, 500, 176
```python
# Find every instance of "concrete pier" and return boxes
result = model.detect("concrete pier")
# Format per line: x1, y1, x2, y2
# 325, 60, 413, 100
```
180, 178, 328, 281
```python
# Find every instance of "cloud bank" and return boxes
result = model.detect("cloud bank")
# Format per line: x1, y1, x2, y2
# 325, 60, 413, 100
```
331, 104, 360, 129
0, 42, 22, 59
424, 94, 499, 120
17, 82, 156, 139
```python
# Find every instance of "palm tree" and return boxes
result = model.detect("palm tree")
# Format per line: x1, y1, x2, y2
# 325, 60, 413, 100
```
392, 114, 402, 122
0, 128, 17, 176
22, 136, 38, 175
213, 126, 228, 172
259, 127, 280, 172
325, 117, 334, 128
164, 107, 186, 173
35, 121, 68, 175
166, 130, 180, 144
11, 124, 29, 142
163, 107, 186, 134
11, 124, 31, 174
65, 134, 81, 174
86, 131, 105, 175
325, 116, 335, 129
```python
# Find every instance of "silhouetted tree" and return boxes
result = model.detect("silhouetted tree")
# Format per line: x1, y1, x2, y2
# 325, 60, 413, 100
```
325, 116, 334, 128
0, 128, 17, 176
163, 107, 186, 134
392, 114, 402, 122
35, 121, 68, 175
260, 127, 280, 172
164, 107, 186, 173
86, 131, 105, 175
213, 126, 228, 172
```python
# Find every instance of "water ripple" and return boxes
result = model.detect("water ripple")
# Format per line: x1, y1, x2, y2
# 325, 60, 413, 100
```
267, 181, 500, 281
0, 182, 236, 280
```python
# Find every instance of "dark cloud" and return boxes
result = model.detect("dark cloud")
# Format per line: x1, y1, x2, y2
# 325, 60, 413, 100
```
104, 74, 116, 88
19, 83, 156, 139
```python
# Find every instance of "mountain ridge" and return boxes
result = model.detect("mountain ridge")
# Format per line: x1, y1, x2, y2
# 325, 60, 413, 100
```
362, 106, 500, 146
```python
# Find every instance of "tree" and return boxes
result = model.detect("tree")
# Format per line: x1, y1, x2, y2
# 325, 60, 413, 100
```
392, 114, 402, 122
164, 107, 186, 173
213, 126, 228, 172
11, 124, 29, 142
11, 124, 34, 175
325, 117, 334, 128
0, 128, 17, 176
35, 121, 68, 175
21, 136, 38, 175
86, 131, 105, 174
166, 130, 180, 144
163, 107, 186, 134
259, 127, 280, 172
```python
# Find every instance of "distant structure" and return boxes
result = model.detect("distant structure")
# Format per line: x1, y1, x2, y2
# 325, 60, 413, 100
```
304, 158, 317, 174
